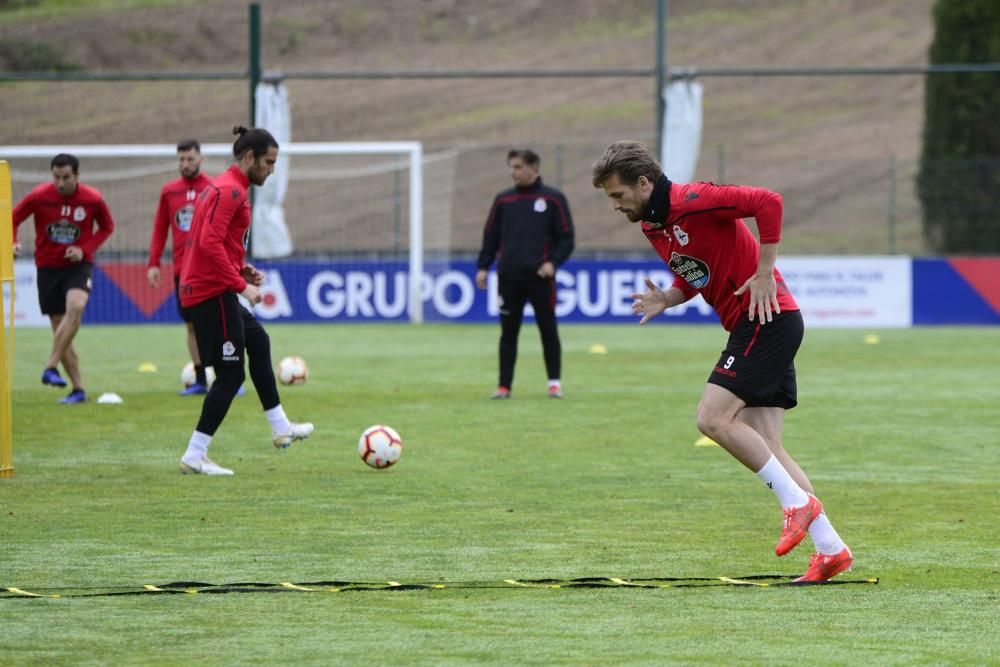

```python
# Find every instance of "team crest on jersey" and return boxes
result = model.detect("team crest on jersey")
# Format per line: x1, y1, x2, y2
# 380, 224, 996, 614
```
672, 225, 689, 246
73, 206, 86, 222
47, 220, 80, 244
669, 251, 710, 289
534, 198, 547, 213
175, 204, 195, 231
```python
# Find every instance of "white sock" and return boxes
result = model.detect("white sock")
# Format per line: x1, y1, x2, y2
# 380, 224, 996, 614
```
755, 455, 809, 508
808, 512, 847, 555
183, 431, 212, 461
548, 379, 561, 389
265, 405, 292, 436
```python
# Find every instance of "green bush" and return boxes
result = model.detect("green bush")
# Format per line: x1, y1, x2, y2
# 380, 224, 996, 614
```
0, 36, 81, 71
918, 0, 1000, 252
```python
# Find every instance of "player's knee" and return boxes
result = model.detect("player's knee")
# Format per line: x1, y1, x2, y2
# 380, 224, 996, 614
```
64, 297, 88, 318
695, 407, 725, 439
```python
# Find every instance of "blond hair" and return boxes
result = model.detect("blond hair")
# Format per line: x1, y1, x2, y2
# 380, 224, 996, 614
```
591, 140, 662, 188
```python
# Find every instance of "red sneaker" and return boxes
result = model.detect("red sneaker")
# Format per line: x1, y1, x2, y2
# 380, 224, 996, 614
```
794, 546, 853, 582
547, 385, 563, 399
775, 494, 823, 556
491, 386, 511, 400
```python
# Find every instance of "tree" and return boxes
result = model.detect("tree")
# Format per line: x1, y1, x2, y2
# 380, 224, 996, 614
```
918, 0, 1000, 252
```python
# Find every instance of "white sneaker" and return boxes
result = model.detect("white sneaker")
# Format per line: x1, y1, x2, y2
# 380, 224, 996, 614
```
180, 455, 234, 476
273, 422, 314, 449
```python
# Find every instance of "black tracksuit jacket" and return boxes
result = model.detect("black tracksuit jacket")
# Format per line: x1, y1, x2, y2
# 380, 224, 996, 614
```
476, 177, 575, 280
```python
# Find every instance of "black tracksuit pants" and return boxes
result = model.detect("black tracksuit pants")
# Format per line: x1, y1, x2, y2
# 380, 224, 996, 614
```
497, 275, 560, 389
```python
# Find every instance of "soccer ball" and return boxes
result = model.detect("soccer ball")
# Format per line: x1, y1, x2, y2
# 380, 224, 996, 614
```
180, 362, 215, 388
277, 356, 308, 385
358, 425, 403, 469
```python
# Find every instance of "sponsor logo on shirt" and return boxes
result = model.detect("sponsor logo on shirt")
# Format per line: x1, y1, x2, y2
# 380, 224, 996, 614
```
534, 198, 547, 213
669, 251, 710, 289
684, 191, 700, 202
47, 220, 80, 244
73, 206, 86, 222
175, 204, 195, 232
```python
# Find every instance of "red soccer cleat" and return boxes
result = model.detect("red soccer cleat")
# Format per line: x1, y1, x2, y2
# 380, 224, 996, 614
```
795, 547, 854, 582
490, 386, 511, 400
775, 494, 823, 556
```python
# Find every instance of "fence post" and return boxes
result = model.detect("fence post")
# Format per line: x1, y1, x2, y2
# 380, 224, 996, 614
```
716, 144, 726, 184
248, 3, 261, 126
888, 155, 897, 254
554, 143, 564, 189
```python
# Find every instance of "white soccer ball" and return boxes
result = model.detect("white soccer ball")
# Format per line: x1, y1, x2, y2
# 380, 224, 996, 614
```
358, 425, 403, 469
277, 356, 308, 385
180, 362, 215, 388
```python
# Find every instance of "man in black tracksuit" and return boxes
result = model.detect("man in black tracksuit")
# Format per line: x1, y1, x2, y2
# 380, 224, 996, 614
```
475, 149, 575, 399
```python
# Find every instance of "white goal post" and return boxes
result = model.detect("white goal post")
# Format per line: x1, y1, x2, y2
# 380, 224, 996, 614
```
0, 141, 426, 323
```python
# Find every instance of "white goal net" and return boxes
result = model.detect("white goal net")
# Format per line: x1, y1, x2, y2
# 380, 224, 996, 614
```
2, 142, 457, 323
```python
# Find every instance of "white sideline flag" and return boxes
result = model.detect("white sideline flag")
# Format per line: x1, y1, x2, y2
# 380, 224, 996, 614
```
660, 79, 703, 184
252, 81, 294, 259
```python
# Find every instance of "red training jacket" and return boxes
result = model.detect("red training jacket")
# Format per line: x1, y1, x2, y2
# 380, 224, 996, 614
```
148, 172, 213, 277
12, 182, 115, 268
179, 165, 251, 308
641, 180, 798, 331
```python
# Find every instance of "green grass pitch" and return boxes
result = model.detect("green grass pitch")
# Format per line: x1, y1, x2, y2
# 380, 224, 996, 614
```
2, 323, 998, 665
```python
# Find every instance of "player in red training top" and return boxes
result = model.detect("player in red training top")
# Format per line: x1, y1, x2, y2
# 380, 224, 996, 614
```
147, 139, 213, 396
12, 153, 115, 404
176, 126, 312, 476
592, 141, 853, 583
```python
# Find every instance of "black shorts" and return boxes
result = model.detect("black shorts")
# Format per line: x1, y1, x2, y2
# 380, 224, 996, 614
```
707, 310, 804, 409
173, 275, 193, 323
187, 292, 257, 370
36, 262, 94, 315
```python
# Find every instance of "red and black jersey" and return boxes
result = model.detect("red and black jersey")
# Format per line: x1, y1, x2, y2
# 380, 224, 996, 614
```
148, 172, 213, 277
477, 177, 574, 280
641, 176, 798, 331
179, 165, 251, 308
12, 182, 115, 268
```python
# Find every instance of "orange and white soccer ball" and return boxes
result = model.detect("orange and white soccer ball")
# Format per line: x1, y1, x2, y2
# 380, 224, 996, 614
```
276, 356, 308, 385
358, 425, 403, 469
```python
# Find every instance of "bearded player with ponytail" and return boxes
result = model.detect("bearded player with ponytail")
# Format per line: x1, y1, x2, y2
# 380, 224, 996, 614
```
177, 126, 313, 475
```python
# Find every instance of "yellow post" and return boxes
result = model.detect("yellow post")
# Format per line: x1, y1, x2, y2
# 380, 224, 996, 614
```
0, 160, 14, 478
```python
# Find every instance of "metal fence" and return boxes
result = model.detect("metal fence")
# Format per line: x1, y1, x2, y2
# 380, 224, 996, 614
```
2, 0, 997, 257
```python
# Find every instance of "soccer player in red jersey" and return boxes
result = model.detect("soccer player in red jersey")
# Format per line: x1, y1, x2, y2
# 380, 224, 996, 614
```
147, 139, 214, 395
176, 127, 312, 476
12, 154, 115, 404
592, 141, 853, 582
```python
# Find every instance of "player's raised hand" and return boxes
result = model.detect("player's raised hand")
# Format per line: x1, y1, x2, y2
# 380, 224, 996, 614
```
64, 245, 83, 262
735, 273, 780, 323
630, 277, 669, 326
12, 241, 21, 258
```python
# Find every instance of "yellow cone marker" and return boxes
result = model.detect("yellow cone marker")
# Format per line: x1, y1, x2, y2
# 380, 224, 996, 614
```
863, 334, 880, 345
589, 343, 608, 355
137, 362, 158, 373
694, 435, 719, 447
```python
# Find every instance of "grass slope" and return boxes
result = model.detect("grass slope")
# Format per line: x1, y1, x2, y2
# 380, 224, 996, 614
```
1, 323, 998, 665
